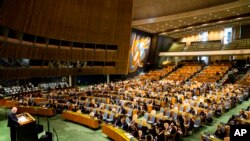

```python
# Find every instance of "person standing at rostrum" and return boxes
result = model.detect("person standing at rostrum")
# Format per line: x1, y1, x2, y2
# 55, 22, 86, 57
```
7, 107, 20, 141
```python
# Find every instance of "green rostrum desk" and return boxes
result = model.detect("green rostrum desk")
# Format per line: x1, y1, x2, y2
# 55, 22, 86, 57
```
16, 112, 37, 141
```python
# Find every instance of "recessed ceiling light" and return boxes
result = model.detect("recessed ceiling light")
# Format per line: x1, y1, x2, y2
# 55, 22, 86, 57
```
227, 9, 230, 12
237, 13, 240, 15
194, 17, 197, 19
209, 13, 212, 15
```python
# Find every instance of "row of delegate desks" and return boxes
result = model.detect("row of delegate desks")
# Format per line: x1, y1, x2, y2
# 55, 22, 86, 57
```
62, 111, 100, 129
102, 124, 138, 141
17, 106, 55, 116
62, 111, 138, 140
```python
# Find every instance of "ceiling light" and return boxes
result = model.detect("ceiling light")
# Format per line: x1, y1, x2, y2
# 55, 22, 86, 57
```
227, 9, 230, 12
218, 21, 224, 23
194, 17, 197, 19
209, 13, 212, 15
232, 12, 235, 13
240, 9, 243, 10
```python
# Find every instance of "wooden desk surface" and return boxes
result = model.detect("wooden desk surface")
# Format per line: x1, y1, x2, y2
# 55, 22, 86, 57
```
62, 111, 99, 129
17, 106, 55, 116
236, 117, 250, 124
201, 134, 224, 141
102, 124, 138, 141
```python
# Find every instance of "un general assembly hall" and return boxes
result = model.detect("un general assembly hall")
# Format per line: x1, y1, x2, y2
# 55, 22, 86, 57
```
0, 0, 250, 141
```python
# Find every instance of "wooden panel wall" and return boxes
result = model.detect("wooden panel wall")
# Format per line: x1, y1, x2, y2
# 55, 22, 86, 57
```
0, 0, 133, 76
0, 68, 116, 80
0, 42, 117, 62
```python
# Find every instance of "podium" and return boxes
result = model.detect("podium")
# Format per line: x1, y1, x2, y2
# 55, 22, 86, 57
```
16, 112, 38, 141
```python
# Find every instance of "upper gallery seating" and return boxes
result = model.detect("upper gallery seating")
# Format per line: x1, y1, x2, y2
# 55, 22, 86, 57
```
223, 39, 250, 50
168, 42, 186, 52
183, 40, 222, 52
171, 39, 250, 52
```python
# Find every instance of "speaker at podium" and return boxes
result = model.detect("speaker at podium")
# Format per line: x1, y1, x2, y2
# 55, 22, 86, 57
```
17, 112, 38, 141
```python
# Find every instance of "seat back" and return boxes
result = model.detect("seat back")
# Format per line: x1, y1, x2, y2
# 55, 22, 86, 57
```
149, 115, 155, 123
109, 113, 114, 120
160, 108, 165, 114
127, 108, 132, 116
126, 117, 130, 123
105, 104, 110, 110
144, 113, 149, 120
194, 118, 201, 126
103, 112, 108, 119
165, 110, 171, 117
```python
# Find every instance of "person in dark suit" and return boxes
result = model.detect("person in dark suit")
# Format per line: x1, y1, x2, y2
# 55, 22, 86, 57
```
186, 118, 194, 132
239, 110, 248, 119
189, 107, 196, 115
214, 125, 226, 140
168, 123, 177, 135
7, 107, 20, 141
120, 118, 128, 131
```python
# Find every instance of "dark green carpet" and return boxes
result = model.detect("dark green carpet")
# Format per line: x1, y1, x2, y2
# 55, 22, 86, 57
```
0, 99, 249, 141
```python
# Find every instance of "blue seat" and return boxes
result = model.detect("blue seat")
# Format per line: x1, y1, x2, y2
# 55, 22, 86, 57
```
105, 104, 110, 110
126, 108, 132, 117
173, 112, 178, 120
144, 113, 149, 120
126, 117, 131, 124
165, 111, 171, 118
160, 108, 165, 114
194, 118, 201, 128
147, 115, 155, 124
103, 112, 108, 121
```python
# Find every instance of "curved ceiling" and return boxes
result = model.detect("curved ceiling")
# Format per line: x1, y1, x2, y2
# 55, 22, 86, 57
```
132, 0, 250, 38
133, 0, 237, 20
